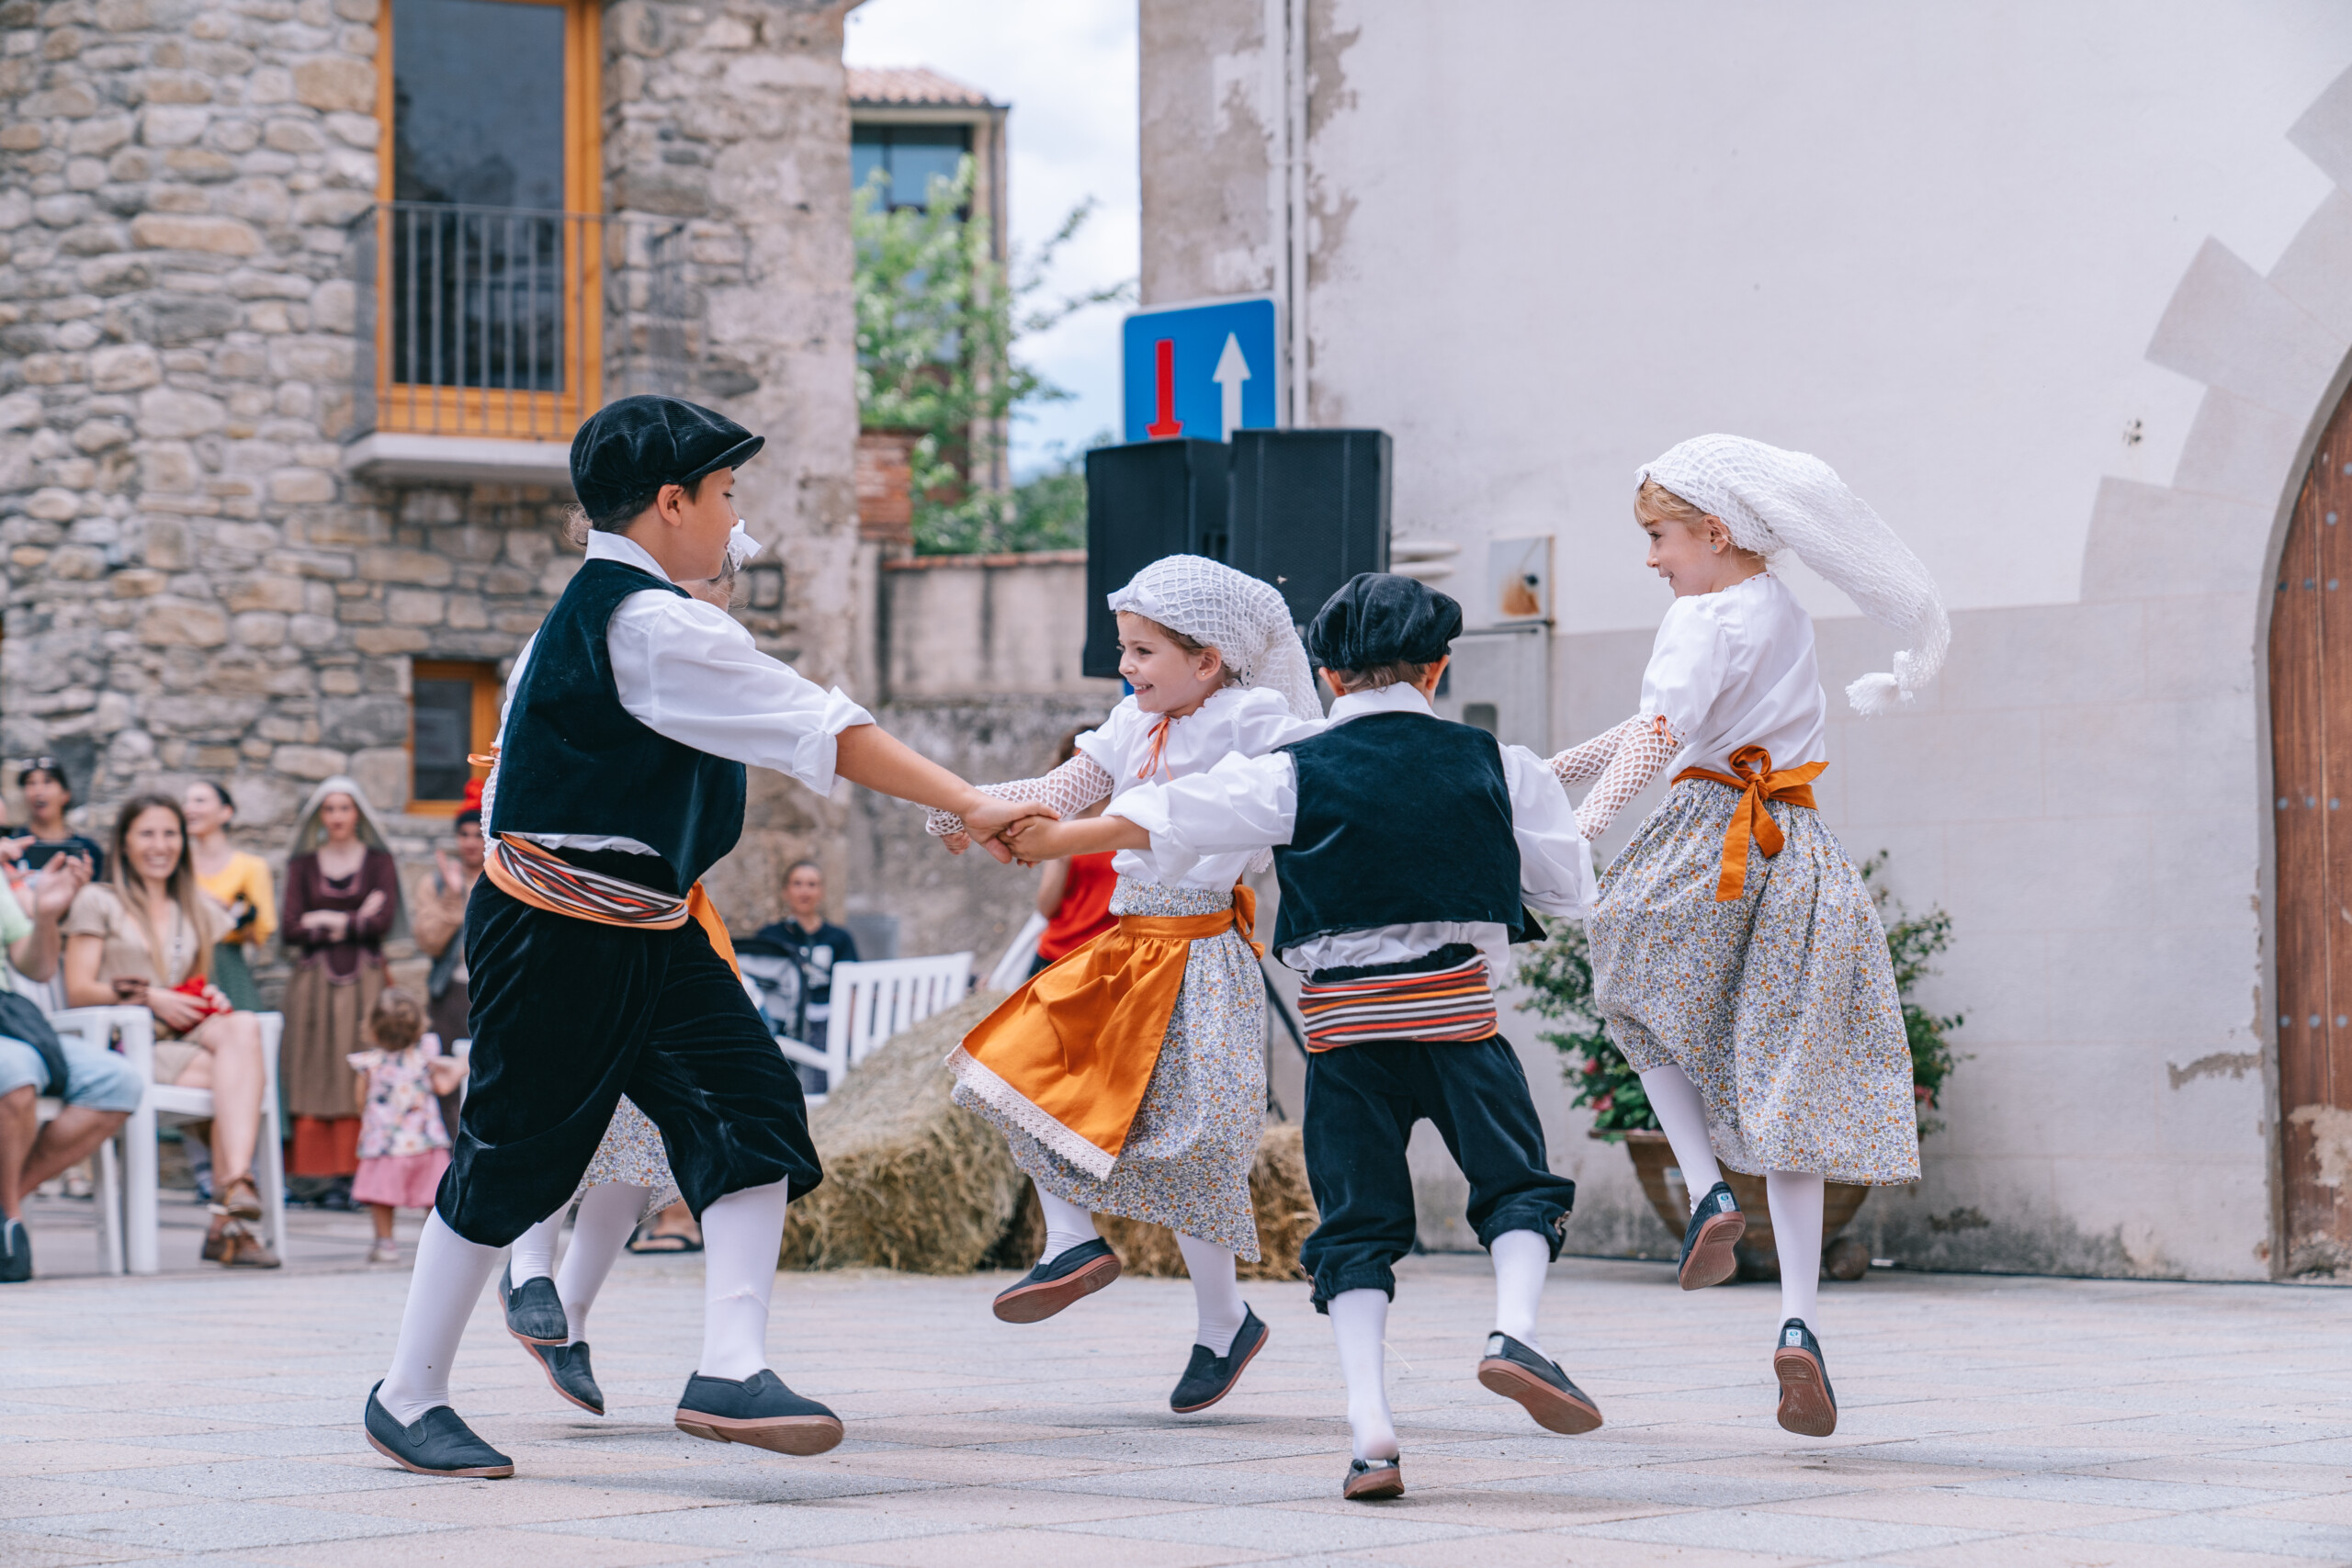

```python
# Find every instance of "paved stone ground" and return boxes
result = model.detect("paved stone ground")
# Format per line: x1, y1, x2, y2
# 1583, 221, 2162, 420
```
5, 1195, 2352, 1567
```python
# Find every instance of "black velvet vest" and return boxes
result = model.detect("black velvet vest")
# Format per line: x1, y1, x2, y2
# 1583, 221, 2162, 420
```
1269, 711, 1543, 955
488, 558, 745, 895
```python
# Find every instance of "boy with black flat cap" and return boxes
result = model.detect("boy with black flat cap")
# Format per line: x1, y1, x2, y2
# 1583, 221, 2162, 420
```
363, 395, 1048, 1480
1003, 572, 1600, 1502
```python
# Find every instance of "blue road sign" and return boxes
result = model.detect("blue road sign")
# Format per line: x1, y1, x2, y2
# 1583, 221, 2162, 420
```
1122, 296, 1280, 444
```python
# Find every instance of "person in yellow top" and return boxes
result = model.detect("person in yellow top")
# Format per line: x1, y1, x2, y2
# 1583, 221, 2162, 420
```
183, 781, 277, 1013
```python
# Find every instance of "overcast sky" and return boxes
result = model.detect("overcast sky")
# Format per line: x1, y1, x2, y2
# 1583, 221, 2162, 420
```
844, 0, 1139, 479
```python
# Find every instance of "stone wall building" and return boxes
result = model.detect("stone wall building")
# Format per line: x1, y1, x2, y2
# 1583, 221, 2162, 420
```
0, 0, 866, 987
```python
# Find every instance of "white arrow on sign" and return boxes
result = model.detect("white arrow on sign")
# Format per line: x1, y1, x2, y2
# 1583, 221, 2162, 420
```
1212, 333, 1250, 440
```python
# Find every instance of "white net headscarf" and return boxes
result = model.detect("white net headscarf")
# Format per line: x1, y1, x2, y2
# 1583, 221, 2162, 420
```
1639, 434, 1949, 716
1106, 555, 1321, 722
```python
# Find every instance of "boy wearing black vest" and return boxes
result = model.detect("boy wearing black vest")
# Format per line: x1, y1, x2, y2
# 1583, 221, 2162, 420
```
1003, 573, 1600, 1501
364, 396, 1046, 1479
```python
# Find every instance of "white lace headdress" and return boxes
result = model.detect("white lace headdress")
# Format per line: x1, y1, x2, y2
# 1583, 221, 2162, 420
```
1638, 434, 1949, 716
1106, 554, 1321, 721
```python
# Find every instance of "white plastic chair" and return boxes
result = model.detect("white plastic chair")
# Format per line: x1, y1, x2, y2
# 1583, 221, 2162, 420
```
781, 953, 970, 1103
52, 1006, 288, 1275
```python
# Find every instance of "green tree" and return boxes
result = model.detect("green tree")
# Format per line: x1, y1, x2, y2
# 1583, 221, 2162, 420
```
854, 158, 1128, 554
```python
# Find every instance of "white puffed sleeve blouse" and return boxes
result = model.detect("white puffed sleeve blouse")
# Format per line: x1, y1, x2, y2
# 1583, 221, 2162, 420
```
1639, 572, 1827, 778
1075, 684, 1322, 888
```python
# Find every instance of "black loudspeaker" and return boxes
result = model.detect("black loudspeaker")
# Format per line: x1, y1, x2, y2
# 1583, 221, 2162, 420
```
1227, 429, 1392, 628
1083, 439, 1232, 678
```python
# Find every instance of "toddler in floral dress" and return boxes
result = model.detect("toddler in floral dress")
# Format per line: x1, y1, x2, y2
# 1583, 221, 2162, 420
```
350, 988, 467, 1265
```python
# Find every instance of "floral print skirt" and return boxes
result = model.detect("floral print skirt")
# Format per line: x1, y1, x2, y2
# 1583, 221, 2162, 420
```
1589, 778, 1920, 1186
956, 879, 1269, 1258
575, 1095, 684, 1218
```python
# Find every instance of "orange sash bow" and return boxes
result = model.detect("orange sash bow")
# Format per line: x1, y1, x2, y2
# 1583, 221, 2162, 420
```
950, 886, 1259, 1177
1672, 745, 1826, 903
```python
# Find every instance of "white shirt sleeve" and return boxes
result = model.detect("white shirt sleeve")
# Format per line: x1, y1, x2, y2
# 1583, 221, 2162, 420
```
1105, 750, 1298, 856
1501, 743, 1598, 919
1638, 596, 1732, 746
605, 590, 873, 796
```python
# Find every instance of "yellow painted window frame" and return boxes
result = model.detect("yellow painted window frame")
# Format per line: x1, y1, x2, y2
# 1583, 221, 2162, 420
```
409, 659, 503, 817
371, 0, 605, 441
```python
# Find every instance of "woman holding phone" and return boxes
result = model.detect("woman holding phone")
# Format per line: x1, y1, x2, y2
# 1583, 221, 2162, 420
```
62, 795, 276, 1267
12, 759, 105, 881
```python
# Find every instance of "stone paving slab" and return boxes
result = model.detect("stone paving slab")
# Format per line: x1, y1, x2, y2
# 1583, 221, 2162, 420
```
4, 1198, 2352, 1566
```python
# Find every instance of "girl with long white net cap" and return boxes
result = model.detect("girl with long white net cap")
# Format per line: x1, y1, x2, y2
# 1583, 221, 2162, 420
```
929, 553, 1322, 1413
1549, 434, 1940, 1438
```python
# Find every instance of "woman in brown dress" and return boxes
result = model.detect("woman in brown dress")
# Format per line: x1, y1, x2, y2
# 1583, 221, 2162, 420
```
280, 776, 401, 1207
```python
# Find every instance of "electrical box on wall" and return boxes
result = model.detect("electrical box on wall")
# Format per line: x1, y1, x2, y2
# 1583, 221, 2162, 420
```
1429, 622, 1552, 754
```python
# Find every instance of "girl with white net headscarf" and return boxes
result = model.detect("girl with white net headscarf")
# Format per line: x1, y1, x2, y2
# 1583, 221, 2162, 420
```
930, 554, 1321, 1408
1555, 435, 1932, 1441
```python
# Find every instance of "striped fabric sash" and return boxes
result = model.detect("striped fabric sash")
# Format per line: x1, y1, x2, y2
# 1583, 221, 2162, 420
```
481, 833, 691, 931
1295, 953, 1499, 1052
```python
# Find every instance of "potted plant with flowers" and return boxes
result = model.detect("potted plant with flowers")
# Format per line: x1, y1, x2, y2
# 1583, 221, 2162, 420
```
1519, 853, 1961, 1281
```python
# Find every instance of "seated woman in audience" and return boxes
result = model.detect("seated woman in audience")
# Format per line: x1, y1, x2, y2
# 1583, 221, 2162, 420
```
10, 758, 105, 883
63, 795, 277, 1269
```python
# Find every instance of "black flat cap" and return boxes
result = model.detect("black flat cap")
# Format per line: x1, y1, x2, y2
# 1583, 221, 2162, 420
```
570, 395, 763, 521
1306, 573, 1464, 671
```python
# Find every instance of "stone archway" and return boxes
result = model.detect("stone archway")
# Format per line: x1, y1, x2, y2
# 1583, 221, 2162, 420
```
2268, 386, 2352, 1274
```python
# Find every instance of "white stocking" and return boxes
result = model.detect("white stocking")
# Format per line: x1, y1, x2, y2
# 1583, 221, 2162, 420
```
1035, 1185, 1099, 1266
696, 1179, 789, 1382
378, 1210, 502, 1425
509, 1205, 563, 1285
1490, 1229, 1550, 1353
1639, 1065, 1724, 1208
1176, 1232, 1245, 1356
1329, 1289, 1397, 1461
557, 1182, 650, 1347
1767, 1170, 1825, 1328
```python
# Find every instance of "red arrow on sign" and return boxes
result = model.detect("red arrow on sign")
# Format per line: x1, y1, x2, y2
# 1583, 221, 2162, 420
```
1146, 338, 1183, 438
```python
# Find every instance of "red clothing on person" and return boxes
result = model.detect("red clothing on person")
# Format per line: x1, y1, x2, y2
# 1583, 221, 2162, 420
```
1037, 851, 1119, 962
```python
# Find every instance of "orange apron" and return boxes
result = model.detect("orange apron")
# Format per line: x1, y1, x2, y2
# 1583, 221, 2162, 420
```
950, 886, 1259, 1179
1673, 744, 1826, 903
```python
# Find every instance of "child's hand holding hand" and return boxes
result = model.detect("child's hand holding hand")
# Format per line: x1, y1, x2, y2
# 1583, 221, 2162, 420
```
959, 796, 1060, 863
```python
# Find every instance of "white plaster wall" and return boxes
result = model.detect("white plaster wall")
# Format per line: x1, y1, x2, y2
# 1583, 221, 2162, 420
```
1140, 2, 2352, 1277
1303, 1, 2349, 631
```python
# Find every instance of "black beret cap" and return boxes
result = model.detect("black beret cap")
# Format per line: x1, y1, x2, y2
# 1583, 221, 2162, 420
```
1306, 572, 1464, 670
570, 394, 763, 520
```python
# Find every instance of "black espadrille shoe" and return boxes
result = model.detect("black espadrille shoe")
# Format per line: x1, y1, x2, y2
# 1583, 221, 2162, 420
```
526, 1341, 605, 1416
1678, 1180, 1745, 1291
1476, 1332, 1604, 1435
674, 1370, 843, 1456
497, 1262, 568, 1347
1772, 1318, 1838, 1437
0, 1217, 30, 1283
1169, 1307, 1269, 1414
1342, 1454, 1404, 1501
362, 1382, 514, 1478
991, 1236, 1121, 1324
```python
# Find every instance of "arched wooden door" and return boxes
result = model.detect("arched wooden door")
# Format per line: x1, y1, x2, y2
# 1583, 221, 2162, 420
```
2271, 379, 2352, 1276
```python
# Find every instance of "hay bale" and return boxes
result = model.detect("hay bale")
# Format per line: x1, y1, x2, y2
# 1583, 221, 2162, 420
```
1097, 1122, 1318, 1282
777, 992, 1025, 1274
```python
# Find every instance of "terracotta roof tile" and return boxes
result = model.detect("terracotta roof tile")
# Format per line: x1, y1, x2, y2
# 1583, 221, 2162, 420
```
848, 66, 998, 107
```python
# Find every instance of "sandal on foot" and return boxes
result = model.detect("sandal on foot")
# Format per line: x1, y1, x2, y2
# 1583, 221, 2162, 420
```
1477, 1332, 1603, 1434
626, 1224, 702, 1254
1678, 1180, 1745, 1290
364, 1382, 514, 1478
991, 1237, 1120, 1324
526, 1341, 605, 1416
497, 1262, 568, 1346
215, 1174, 264, 1223
1170, 1307, 1268, 1414
367, 1238, 399, 1265
1343, 1454, 1404, 1501
674, 1369, 842, 1456
210, 1222, 280, 1269
1772, 1317, 1838, 1437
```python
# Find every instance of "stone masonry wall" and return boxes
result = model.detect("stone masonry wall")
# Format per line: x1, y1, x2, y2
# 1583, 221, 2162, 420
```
0, 1, 863, 973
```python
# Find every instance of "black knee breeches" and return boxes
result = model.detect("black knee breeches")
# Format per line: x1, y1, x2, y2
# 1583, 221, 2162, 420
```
1297, 1035, 1575, 1311
435, 878, 820, 1247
